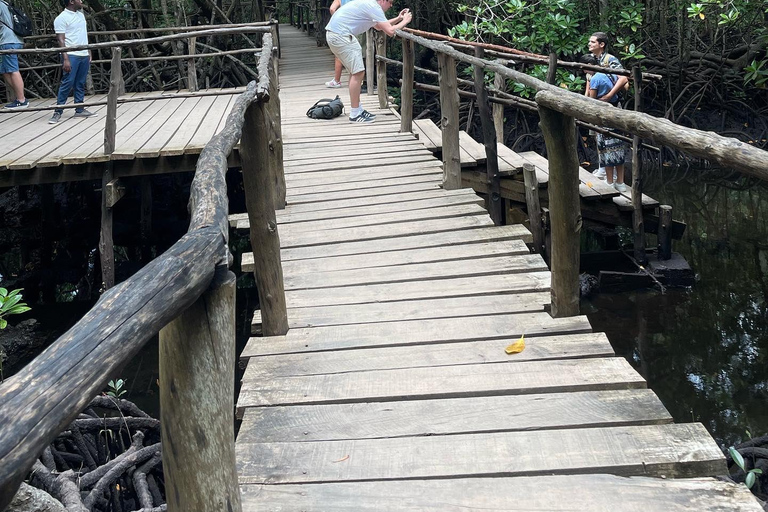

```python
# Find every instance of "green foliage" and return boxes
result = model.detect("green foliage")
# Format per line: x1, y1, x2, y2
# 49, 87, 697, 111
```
106, 379, 127, 398
0, 288, 31, 330
744, 59, 768, 88
729, 446, 763, 490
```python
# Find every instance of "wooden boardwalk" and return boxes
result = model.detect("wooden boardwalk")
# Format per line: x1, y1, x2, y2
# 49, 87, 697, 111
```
232, 26, 760, 510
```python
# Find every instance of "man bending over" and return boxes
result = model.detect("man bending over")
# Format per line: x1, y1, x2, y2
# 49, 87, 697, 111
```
325, 0, 412, 123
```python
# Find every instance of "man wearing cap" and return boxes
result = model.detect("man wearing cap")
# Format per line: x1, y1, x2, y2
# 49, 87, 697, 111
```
0, 0, 28, 109
49, 0, 94, 124
325, 0, 412, 123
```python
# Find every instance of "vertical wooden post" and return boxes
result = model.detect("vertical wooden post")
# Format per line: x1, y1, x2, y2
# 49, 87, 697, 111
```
538, 104, 581, 317
100, 46, 121, 291
523, 163, 544, 254
473, 47, 502, 225
240, 97, 289, 335
268, 45, 286, 209
289, 1, 294, 25
400, 38, 414, 133
546, 52, 558, 84
376, 32, 388, 109
159, 268, 243, 512
492, 65, 506, 143
438, 53, 461, 190
658, 205, 673, 260
366, 29, 375, 96
187, 37, 198, 92
631, 65, 646, 264
140, 177, 152, 261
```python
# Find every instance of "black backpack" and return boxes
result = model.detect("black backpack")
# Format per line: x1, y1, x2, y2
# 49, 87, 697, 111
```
0, 0, 32, 38
306, 96, 344, 120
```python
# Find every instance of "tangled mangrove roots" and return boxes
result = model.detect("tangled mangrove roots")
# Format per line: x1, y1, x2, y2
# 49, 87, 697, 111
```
726, 434, 768, 502
16, 395, 165, 512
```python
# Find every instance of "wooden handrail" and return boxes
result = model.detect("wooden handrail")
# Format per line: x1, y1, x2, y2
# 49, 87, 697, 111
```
0, 33, 284, 512
23, 21, 276, 40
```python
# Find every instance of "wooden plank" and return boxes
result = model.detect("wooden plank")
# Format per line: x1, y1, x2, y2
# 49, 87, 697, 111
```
161, 93, 219, 156
238, 203, 486, 234
413, 118, 442, 151
459, 130, 487, 163
282, 133, 418, 149
237, 357, 643, 408
184, 94, 235, 153
283, 121, 401, 139
283, 140, 425, 162
239, 475, 762, 511
277, 215, 494, 249
283, 153, 438, 174
280, 225, 532, 261
283, 165, 443, 189
284, 130, 425, 145
238, 388, 667, 442
252, 289, 548, 330
247, 239, 529, 274
134, 95, 203, 158
285, 173, 443, 197
230, 189, 483, 227
498, 142, 537, 179
236, 423, 725, 483
243, 330, 609, 376
613, 186, 660, 210
282, 254, 548, 290
243, 310, 585, 357
520, 150, 618, 200
112, 97, 186, 159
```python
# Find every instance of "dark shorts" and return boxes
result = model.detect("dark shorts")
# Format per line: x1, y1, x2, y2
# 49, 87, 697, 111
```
0, 43, 23, 74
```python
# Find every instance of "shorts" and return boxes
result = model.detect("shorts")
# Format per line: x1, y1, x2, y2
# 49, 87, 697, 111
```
326, 30, 365, 75
0, 43, 23, 74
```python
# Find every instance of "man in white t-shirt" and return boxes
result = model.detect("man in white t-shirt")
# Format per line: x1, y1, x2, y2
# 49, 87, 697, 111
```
325, 0, 412, 123
49, 0, 93, 124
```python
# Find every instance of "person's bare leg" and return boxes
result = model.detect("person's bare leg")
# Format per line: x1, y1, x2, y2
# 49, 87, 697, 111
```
3, 72, 25, 102
605, 166, 615, 184
616, 164, 625, 185
349, 70, 364, 109
334, 58, 343, 83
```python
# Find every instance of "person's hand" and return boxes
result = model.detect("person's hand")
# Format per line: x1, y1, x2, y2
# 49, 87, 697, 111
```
398, 8, 410, 18
403, 11, 413, 23
597, 95, 610, 102
62, 59, 71, 73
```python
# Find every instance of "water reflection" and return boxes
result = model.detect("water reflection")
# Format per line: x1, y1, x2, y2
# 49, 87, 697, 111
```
583, 168, 768, 447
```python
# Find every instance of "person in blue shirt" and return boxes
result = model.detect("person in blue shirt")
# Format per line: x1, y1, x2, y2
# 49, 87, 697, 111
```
581, 53, 629, 192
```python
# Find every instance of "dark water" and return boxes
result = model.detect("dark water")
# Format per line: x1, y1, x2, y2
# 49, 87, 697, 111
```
583, 168, 768, 447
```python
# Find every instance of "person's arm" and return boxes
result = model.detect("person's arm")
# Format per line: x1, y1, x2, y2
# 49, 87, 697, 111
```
329, 0, 341, 14
388, 8, 408, 24
375, 10, 412, 36
55, 32, 71, 73
587, 87, 598, 99
599, 74, 627, 102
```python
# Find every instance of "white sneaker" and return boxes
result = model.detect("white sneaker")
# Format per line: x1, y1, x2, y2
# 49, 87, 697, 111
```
614, 182, 627, 192
593, 167, 606, 180
325, 79, 342, 88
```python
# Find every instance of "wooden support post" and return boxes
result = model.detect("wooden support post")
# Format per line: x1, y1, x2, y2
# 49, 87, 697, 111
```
658, 205, 673, 260
105, 178, 125, 208
493, 66, 506, 143
438, 53, 461, 190
400, 38, 414, 133
100, 46, 121, 291
473, 46, 502, 225
376, 32, 388, 109
366, 29, 375, 96
538, 104, 581, 317
631, 65, 646, 264
523, 163, 544, 254
159, 268, 243, 512
289, 1, 293, 25
240, 98, 289, 335
187, 36, 198, 92
546, 52, 557, 84
104, 47, 121, 156
268, 49, 286, 209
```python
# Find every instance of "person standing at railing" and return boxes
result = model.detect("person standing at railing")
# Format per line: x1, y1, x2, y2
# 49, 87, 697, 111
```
325, 0, 412, 123
325, 0, 356, 89
49, 0, 94, 124
0, 0, 28, 109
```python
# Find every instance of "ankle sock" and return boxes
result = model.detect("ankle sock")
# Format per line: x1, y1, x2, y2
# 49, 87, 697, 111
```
350, 107, 363, 117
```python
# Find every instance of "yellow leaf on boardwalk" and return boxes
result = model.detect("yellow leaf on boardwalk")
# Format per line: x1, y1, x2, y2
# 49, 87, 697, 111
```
505, 335, 526, 355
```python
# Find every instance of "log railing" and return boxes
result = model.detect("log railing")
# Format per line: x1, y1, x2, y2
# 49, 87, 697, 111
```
0, 32, 288, 512
293, 23, 768, 317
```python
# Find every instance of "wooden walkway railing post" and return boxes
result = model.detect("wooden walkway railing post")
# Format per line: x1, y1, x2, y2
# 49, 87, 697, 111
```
366, 29, 375, 96
100, 46, 122, 290
438, 53, 461, 189
268, 43, 286, 209
400, 38, 414, 133
631, 65, 646, 264
537, 103, 581, 317
492, 63, 506, 142
187, 36, 199, 92
376, 32, 388, 109
658, 205, 673, 260
523, 162, 545, 254
158, 268, 242, 512
473, 46, 503, 225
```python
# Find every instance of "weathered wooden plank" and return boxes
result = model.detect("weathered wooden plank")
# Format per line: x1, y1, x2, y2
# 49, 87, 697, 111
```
161, 93, 219, 156
413, 118, 442, 151
284, 181, 444, 205
283, 154, 438, 175
283, 140, 426, 162
243, 309, 584, 357
284, 159, 441, 179
112, 97, 186, 159
459, 130, 487, 163
282, 254, 547, 290
282, 129, 413, 145
243, 330, 608, 376
498, 142, 539, 179
238, 203, 486, 234
282, 133, 418, 149
238, 388, 668, 443
135, 95, 203, 158
521, 150, 618, 200
236, 423, 725, 483
277, 215, 495, 249
247, 239, 529, 274
229, 189, 483, 227
239, 475, 762, 511
280, 225, 532, 261
184, 94, 235, 153
237, 357, 642, 408
252, 289, 547, 330
284, 173, 443, 197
